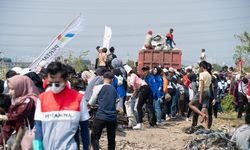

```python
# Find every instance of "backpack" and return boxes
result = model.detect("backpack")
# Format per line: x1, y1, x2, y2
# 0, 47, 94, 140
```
222, 82, 226, 92
107, 53, 113, 61
116, 75, 123, 86
168, 82, 177, 97
107, 54, 116, 68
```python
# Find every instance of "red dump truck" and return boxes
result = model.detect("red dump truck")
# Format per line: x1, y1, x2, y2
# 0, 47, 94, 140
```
137, 49, 182, 74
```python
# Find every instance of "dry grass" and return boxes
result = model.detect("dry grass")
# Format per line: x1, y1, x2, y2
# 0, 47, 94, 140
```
96, 112, 245, 150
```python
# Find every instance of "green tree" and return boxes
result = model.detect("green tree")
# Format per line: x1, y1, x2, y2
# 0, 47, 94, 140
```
212, 63, 222, 71
64, 50, 89, 72
245, 66, 250, 73
73, 50, 89, 72
233, 32, 250, 66
126, 59, 135, 67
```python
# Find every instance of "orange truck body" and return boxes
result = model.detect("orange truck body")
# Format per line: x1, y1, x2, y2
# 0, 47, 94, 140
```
138, 49, 182, 74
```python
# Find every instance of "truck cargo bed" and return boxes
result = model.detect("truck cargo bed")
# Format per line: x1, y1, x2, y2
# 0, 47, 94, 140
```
138, 49, 182, 74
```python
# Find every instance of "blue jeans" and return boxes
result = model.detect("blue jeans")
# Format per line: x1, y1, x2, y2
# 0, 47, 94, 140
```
153, 98, 162, 123
171, 89, 180, 117
166, 39, 173, 48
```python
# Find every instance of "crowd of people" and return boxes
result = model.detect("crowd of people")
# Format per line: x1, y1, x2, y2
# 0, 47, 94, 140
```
0, 49, 249, 149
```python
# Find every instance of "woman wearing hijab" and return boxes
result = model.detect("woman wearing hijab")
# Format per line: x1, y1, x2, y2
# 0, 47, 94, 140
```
25, 72, 45, 93
112, 68, 126, 112
112, 58, 128, 113
0, 75, 39, 145
111, 58, 127, 79
152, 67, 164, 125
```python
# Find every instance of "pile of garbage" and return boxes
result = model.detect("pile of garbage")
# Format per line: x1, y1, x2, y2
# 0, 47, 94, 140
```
184, 125, 210, 135
184, 130, 236, 150
143, 29, 179, 51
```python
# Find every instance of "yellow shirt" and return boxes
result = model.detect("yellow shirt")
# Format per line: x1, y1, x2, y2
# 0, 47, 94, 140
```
199, 71, 211, 91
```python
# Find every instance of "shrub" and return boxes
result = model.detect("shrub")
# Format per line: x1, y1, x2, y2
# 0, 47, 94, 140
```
221, 95, 234, 113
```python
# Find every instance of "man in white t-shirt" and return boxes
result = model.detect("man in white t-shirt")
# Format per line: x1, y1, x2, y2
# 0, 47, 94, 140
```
231, 109, 250, 150
200, 49, 206, 62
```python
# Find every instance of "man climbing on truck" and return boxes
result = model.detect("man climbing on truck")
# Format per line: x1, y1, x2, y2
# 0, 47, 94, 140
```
144, 29, 153, 49
166, 28, 176, 49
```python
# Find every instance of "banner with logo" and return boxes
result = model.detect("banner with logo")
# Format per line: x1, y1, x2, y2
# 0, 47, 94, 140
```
102, 26, 112, 49
29, 14, 83, 70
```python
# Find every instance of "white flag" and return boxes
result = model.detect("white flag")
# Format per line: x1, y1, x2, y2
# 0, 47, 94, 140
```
29, 14, 83, 71
102, 26, 112, 49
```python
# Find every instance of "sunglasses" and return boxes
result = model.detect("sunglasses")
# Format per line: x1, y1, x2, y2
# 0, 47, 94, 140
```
48, 82, 61, 87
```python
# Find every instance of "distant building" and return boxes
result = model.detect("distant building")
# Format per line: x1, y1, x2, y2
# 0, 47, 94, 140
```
0, 58, 31, 69
1, 58, 93, 70
0, 57, 12, 63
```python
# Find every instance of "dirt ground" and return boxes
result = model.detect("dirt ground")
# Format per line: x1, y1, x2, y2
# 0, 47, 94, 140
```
98, 112, 244, 150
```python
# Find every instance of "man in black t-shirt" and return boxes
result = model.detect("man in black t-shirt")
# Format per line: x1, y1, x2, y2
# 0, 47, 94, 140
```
107, 47, 117, 68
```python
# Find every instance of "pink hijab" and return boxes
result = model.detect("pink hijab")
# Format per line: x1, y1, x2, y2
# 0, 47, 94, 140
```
8, 75, 39, 105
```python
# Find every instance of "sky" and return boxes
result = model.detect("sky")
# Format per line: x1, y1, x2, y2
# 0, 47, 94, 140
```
0, 0, 250, 66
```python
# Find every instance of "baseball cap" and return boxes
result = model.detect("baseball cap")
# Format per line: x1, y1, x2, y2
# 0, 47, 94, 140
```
20, 68, 32, 76
163, 68, 168, 73
142, 66, 150, 71
11, 67, 22, 74
169, 67, 175, 73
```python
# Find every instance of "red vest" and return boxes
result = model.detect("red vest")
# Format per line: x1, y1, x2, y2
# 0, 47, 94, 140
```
39, 87, 83, 112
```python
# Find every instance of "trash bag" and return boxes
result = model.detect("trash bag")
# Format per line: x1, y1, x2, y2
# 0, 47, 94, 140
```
124, 97, 138, 127
184, 131, 236, 150
184, 125, 205, 134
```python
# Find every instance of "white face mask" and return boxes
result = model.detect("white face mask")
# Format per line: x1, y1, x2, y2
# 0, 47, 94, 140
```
49, 83, 65, 94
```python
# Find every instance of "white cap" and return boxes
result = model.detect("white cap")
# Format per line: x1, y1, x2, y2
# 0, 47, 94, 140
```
185, 66, 192, 71
124, 65, 133, 74
163, 68, 168, 73
20, 68, 32, 75
11, 67, 22, 74
169, 67, 175, 73
38, 60, 47, 68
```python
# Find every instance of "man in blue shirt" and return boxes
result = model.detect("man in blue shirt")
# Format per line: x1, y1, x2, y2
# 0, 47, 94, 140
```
142, 66, 157, 96
89, 72, 118, 150
141, 66, 157, 126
